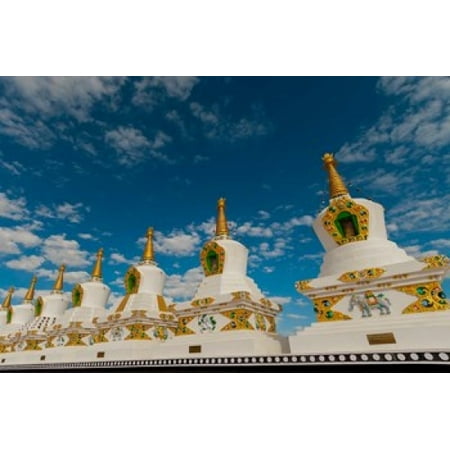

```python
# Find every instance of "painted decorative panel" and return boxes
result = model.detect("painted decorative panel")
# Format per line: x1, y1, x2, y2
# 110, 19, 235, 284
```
338, 267, 385, 283
396, 282, 449, 314
312, 295, 352, 322
220, 309, 254, 331
322, 197, 369, 246
200, 241, 225, 277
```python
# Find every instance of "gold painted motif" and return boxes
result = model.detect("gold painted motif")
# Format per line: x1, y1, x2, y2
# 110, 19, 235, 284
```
191, 297, 215, 308
322, 197, 369, 246
46, 336, 56, 348
200, 241, 225, 276
66, 332, 88, 346
231, 291, 251, 301
153, 326, 168, 341
266, 316, 276, 333
421, 254, 450, 269
24, 339, 44, 351
220, 309, 254, 331
395, 282, 449, 314
175, 316, 196, 336
338, 267, 385, 283
312, 295, 352, 322
255, 313, 266, 331
157, 295, 169, 311
259, 298, 273, 308
93, 329, 109, 343
130, 310, 147, 319
125, 323, 151, 340
295, 280, 313, 292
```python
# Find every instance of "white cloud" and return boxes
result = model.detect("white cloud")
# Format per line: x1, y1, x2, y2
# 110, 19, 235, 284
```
270, 296, 291, 305
78, 233, 96, 240
259, 238, 290, 259
133, 77, 199, 107
109, 252, 135, 265
389, 194, 450, 232
41, 234, 90, 267
0, 159, 26, 176
35, 202, 87, 223
286, 313, 309, 320
152, 230, 201, 257
336, 77, 450, 183
235, 222, 273, 238
3, 76, 124, 122
258, 210, 271, 220
429, 239, 450, 249
105, 126, 172, 166
6, 255, 45, 271
0, 226, 41, 254
36, 268, 90, 285
0, 192, 27, 220
190, 101, 270, 142
164, 266, 204, 301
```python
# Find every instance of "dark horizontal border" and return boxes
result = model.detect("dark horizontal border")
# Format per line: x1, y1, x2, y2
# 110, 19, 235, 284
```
1, 350, 449, 372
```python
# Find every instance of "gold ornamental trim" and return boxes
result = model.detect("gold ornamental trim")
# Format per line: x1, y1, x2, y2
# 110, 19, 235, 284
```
421, 254, 449, 269
295, 280, 313, 292
220, 309, 254, 331
200, 241, 225, 277
322, 197, 369, 246
338, 267, 385, 283
395, 282, 449, 314
312, 294, 351, 322
191, 297, 215, 308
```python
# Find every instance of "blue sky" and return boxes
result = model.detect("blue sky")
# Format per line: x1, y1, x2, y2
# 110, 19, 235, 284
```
0, 76, 449, 336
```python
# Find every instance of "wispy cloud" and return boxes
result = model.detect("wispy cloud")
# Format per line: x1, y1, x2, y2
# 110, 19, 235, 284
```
0, 192, 27, 220
105, 126, 173, 166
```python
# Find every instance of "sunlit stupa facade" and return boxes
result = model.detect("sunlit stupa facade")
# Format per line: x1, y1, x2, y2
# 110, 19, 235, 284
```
0, 154, 449, 369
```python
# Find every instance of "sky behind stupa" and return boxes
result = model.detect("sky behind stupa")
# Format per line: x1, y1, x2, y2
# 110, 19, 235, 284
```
0, 76, 449, 336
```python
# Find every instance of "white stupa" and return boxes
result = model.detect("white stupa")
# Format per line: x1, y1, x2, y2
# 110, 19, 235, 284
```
289, 153, 450, 353
113, 228, 174, 318
172, 198, 284, 356
59, 248, 111, 327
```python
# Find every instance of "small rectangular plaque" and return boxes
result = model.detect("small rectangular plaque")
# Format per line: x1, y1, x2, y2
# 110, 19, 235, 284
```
97, 351, 105, 358
40, 355, 46, 361
189, 345, 202, 354
367, 332, 396, 345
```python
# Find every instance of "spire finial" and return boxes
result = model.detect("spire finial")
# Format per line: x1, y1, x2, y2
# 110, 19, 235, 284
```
24, 276, 37, 303
91, 248, 104, 280
322, 153, 349, 199
215, 198, 230, 238
142, 227, 155, 263
2, 287, 14, 309
53, 265, 65, 292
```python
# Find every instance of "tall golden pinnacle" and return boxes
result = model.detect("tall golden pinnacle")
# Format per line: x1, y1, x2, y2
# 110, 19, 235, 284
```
24, 276, 37, 303
91, 248, 104, 280
53, 265, 66, 292
142, 227, 155, 263
2, 287, 14, 309
322, 153, 349, 199
215, 197, 230, 237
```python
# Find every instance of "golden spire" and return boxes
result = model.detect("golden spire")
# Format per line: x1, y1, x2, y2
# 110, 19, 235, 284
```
2, 287, 14, 310
142, 227, 155, 263
215, 198, 230, 238
322, 153, 349, 199
91, 248, 104, 280
52, 265, 65, 292
24, 276, 37, 303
